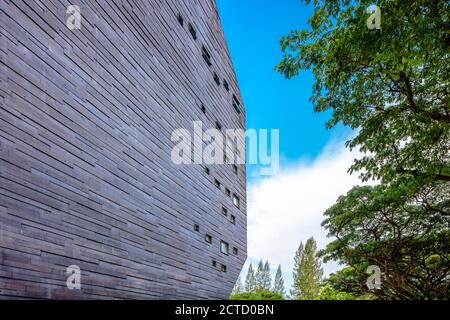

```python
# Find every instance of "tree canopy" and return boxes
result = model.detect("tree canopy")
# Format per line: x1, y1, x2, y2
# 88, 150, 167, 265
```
245, 264, 257, 293
276, 0, 449, 187
320, 184, 450, 299
273, 265, 286, 297
291, 238, 324, 299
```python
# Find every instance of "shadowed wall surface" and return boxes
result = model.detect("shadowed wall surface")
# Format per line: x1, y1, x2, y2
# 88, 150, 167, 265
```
0, 0, 246, 299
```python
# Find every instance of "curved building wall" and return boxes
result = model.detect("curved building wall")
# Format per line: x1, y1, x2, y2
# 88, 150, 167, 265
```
0, 0, 246, 299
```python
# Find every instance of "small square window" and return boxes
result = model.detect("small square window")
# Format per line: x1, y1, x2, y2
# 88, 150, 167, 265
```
205, 234, 212, 243
194, 224, 200, 232
215, 121, 222, 131
223, 80, 230, 92
230, 215, 236, 225
188, 23, 197, 40
232, 95, 241, 114
212, 259, 217, 267
233, 165, 238, 175
200, 104, 206, 113
233, 102, 241, 114
225, 188, 231, 197
214, 179, 221, 189
177, 14, 184, 26
232, 95, 240, 106
205, 167, 210, 175
213, 72, 220, 85
222, 207, 228, 216
202, 46, 212, 66
221, 264, 227, 272
223, 154, 229, 164
233, 194, 240, 208
220, 241, 229, 255
233, 247, 238, 255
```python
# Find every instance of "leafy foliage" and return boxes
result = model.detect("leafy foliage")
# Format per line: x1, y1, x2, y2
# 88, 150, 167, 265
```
232, 276, 244, 295
245, 264, 257, 293
254, 259, 272, 291
273, 265, 286, 297
276, 0, 450, 186
255, 260, 264, 290
262, 261, 272, 290
326, 267, 369, 296
316, 284, 361, 300
229, 290, 284, 300
319, 184, 450, 299
291, 237, 324, 299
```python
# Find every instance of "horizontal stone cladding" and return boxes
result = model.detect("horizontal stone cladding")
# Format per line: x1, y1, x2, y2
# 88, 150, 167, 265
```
0, 0, 246, 299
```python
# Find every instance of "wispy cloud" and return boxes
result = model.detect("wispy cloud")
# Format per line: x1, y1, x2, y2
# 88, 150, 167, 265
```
244, 138, 367, 291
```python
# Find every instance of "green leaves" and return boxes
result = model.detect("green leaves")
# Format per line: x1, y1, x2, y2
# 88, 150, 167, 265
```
291, 238, 324, 300
229, 290, 284, 300
319, 184, 450, 299
276, 0, 450, 185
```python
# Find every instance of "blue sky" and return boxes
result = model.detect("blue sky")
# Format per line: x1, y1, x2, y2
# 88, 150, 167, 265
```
216, 0, 360, 294
216, 0, 350, 181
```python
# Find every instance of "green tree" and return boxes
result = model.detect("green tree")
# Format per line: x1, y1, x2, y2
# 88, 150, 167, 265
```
326, 267, 368, 297
291, 238, 324, 300
276, 0, 450, 188
290, 242, 304, 299
255, 260, 265, 291
316, 284, 360, 300
273, 265, 286, 297
232, 276, 244, 295
262, 260, 272, 291
319, 184, 450, 299
245, 264, 256, 293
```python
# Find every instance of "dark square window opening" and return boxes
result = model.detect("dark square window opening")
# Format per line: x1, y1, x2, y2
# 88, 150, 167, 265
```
233, 165, 238, 175
194, 224, 200, 232
213, 72, 220, 85
232, 95, 240, 106
233, 247, 238, 255
200, 103, 206, 113
221, 264, 227, 272
233, 194, 240, 209
214, 179, 221, 189
232, 95, 241, 114
220, 240, 229, 255
177, 14, 184, 26
233, 102, 241, 114
223, 80, 229, 91
188, 23, 197, 40
205, 234, 212, 243
230, 215, 236, 225
212, 259, 217, 267
202, 46, 212, 66
225, 188, 231, 197
222, 207, 228, 216
205, 167, 210, 175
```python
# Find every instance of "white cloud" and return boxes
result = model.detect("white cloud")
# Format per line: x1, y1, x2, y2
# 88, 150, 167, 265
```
244, 139, 366, 291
